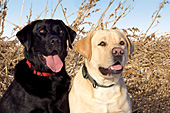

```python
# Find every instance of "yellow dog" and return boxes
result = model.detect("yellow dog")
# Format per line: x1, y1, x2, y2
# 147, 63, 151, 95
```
69, 29, 134, 113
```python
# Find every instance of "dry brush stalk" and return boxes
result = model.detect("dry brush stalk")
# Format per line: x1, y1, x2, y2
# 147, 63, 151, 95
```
110, 0, 134, 28
60, 4, 69, 26
0, 0, 7, 37
144, 0, 169, 37
51, 0, 62, 19
44, 0, 48, 19
93, 0, 115, 30
19, 0, 25, 26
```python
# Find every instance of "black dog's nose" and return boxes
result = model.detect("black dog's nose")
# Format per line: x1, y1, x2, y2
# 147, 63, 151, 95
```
112, 47, 124, 56
50, 37, 61, 44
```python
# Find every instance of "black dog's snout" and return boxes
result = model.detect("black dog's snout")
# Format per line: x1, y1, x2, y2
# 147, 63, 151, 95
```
112, 47, 124, 56
50, 36, 61, 44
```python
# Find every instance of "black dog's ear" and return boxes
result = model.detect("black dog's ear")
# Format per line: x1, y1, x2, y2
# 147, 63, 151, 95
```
66, 26, 76, 49
16, 25, 32, 51
59, 20, 76, 49
16, 21, 38, 51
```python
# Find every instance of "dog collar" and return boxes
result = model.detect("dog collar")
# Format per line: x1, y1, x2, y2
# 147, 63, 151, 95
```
82, 64, 115, 88
26, 60, 53, 77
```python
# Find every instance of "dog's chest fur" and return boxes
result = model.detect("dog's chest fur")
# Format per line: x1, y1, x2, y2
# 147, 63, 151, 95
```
93, 83, 121, 102
70, 68, 131, 113
15, 59, 70, 98
0, 59, 70, 112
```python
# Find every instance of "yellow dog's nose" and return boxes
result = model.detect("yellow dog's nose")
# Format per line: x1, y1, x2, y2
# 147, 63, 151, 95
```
112, 47, 124, 56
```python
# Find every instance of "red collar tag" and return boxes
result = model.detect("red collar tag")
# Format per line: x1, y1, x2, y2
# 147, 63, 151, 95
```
26, 60, 53, 77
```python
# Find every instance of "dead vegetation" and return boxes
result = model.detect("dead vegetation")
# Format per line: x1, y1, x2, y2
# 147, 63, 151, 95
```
0, 0, 170, 112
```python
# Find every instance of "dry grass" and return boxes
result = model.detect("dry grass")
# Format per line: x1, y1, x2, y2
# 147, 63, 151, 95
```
123, 29, 170, 112
0, 0, 170, 112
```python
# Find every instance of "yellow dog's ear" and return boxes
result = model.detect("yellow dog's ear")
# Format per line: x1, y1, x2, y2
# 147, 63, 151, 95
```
124, 35, 134, 55
117, 29, 134, 55
74, 31, 96, 61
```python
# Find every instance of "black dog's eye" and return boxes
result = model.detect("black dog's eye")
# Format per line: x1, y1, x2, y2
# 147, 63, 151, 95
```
60, 30, 63, 34
98, 41, 106, 46
119, 41, 125, 45
54, 25, 64, 35
39, 29, 46, 34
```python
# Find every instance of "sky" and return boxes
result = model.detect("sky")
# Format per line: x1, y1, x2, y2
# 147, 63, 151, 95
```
2, 0, 170, 37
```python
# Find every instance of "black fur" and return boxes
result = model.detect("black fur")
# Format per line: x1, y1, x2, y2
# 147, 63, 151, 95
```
0, 19, 76, 113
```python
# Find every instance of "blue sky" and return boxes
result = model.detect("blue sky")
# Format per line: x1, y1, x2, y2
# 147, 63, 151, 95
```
2, 0, 170, 37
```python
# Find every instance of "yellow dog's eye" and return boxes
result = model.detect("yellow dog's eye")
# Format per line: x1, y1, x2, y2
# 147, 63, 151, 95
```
119, 41, 125, 45
39, 29, 46, 33
98, 41, 106, 46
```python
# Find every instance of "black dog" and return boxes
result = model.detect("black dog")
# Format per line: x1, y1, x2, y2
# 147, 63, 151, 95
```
0, 19, 76, 113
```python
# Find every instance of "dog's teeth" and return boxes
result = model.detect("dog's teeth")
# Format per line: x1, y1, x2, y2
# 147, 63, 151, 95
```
42, 55, 46, 61
110, 66, 115, 70
38, 54, 46, 61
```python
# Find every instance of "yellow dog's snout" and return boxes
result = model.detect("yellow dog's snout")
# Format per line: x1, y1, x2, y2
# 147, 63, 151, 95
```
112, 47, 124, 56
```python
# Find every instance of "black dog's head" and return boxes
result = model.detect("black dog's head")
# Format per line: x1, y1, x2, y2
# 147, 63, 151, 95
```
16, 19, 76, 73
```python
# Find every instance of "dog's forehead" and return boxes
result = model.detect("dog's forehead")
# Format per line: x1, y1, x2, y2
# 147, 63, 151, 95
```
92, 30, 125, 43
34, 20, 64, 29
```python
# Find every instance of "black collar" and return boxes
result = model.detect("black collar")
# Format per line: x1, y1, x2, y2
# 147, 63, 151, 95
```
82, 64, 115, 88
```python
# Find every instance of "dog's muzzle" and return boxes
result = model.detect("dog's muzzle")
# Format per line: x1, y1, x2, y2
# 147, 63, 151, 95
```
99, 47, 124, 76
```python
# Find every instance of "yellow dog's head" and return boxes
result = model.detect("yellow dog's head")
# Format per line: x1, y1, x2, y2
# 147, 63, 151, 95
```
75, 29, 134, 79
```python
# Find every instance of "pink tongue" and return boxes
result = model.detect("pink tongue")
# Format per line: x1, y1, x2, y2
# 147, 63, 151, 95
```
44, 55, 63, 73
111, 65, 122, 70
